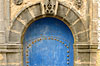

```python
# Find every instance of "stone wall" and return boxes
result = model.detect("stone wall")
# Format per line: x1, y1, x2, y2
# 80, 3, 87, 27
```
0, 0, 100, 66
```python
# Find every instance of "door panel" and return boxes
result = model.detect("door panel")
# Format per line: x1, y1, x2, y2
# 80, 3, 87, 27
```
23, 17, 74, 66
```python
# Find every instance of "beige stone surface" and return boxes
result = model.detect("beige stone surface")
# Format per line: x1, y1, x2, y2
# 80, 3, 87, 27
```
7, 53, 22, 66
0, 0, 99, 66
0, 54, 4, 60
96, 50, 100, 66
0, 53, 7, 66
90, 52, 97, 66
11, 0, 42, 20
11, 0, 88, 22
0, 0, 5, 43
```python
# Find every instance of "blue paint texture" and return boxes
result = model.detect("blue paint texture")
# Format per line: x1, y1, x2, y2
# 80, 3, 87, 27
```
23, 17, 74, 66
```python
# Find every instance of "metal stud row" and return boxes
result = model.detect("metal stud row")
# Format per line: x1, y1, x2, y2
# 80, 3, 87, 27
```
25, 37, 70, 65
27, 37, 69, 48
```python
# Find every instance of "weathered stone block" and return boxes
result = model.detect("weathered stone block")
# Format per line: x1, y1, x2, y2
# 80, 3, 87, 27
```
9, 31, 21, 43
0, 53, 6, 66
74, 52, 90, 66
0, 21, 4, 31
57, 4, 68, 18
92, 31, 98, 37
19, 9, 33, 24
0, 36, 5, 44
73, 20, 85, 33
90, 52, 97, 66
78, 32, 88, 42
82, 18, 89, 29
65, 10, 79, 25
93, 3, 98, 19
7, 53, 21, 66
96, 50, 100, 66
92, 21, 98, 31
11, 20, 24, 32
92, 36, 98, 44
29, 4, 42, 17
90, 52, 97, 62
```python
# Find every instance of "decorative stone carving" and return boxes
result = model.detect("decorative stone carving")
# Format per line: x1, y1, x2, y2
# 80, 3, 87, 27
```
74, 0, 83, 9
44, 0, 56, 14
13, 0, 23, 5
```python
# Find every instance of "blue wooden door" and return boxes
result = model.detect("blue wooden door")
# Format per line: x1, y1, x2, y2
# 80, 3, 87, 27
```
23, 17, 74, 66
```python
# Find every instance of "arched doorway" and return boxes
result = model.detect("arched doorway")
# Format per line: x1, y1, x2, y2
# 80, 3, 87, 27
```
23, 17, 74, 66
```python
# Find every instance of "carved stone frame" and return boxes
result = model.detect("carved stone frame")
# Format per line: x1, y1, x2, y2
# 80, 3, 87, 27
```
9, 1, 89, 66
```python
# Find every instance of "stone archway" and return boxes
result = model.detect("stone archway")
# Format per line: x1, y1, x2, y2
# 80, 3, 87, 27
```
9, 0, 89, 66
9, 2, 88, 43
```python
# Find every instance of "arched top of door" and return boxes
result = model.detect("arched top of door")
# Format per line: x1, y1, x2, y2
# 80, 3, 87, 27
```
9, 0, 89, 44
